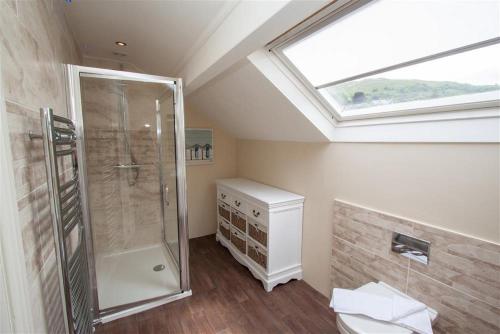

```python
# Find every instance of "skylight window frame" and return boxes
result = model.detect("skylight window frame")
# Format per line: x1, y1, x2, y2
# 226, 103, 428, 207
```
268, 0, 500, 122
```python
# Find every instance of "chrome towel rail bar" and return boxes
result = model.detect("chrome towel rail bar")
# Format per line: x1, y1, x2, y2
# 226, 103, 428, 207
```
112, 164, 152, 169
38, 108, 93, 334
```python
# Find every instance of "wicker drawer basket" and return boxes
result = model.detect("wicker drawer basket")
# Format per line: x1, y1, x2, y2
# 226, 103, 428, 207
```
219, 219, 230, 240
230, 229, 246, 254
248, 220, 267, 247
248, 239, 267, 269
218, 201, 231, 221
231, 209, 247, 232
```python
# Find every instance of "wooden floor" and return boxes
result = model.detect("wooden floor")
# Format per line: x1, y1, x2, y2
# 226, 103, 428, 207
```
95, 235, 339, 334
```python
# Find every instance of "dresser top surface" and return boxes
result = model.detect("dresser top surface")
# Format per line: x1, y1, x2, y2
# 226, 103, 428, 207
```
216, 178, 304, 205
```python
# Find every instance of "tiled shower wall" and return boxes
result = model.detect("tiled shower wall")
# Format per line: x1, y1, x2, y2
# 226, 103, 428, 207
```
331, 200, 500, 334
0, 0, 80, 332
81, 78, 166, 255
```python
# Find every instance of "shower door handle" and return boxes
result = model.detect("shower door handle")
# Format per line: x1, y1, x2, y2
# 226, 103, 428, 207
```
163, 185, 169, 206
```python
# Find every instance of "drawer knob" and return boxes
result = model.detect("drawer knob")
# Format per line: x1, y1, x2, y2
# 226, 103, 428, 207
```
234, 200, 241, 207
221, 193, 226, 199
252, 210, 260, 218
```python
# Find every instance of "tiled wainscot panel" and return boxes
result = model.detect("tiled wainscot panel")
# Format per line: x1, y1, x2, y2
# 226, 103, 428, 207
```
331, 200, 500, 334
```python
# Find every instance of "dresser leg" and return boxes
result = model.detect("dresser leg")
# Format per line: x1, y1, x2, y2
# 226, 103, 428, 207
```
263, 281, 273, 292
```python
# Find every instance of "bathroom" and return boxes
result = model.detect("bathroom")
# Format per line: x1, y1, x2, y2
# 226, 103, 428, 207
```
0, 0, 498, 334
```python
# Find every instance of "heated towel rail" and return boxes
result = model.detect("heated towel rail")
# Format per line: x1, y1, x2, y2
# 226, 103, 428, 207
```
39, 108, 93, 334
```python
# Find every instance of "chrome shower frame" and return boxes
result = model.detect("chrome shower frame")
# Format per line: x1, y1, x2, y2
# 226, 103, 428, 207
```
66, 65, 191, 324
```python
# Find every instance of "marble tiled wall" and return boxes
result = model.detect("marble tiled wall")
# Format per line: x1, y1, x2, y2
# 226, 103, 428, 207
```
0, 0, 80, 332
331, 200, 500, 334
81, 77, 168, 255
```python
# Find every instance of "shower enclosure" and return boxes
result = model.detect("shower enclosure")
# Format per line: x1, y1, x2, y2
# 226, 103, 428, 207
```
66, 65, 190, 325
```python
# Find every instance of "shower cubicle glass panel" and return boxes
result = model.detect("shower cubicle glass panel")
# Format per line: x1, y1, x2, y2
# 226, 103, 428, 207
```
78, 73, 184, 312
158, 92, 180, 266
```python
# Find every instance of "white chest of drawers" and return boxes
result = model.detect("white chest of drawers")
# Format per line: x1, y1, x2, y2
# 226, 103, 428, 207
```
215, 178, 304, 292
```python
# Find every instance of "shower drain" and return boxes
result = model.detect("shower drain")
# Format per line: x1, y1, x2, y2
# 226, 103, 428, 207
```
153, 264, 166, 272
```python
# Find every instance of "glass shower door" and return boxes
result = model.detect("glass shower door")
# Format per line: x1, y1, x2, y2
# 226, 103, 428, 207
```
157, 90, 180, 266
79, 75, 182, 311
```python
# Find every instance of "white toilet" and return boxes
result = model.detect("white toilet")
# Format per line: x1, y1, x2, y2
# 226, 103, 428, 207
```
335, 282, 438, 334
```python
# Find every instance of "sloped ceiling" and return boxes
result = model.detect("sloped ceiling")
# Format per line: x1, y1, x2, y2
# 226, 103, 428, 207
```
63, 0, 331, 142
63, 0, 231, 76
186, 59, 329, 142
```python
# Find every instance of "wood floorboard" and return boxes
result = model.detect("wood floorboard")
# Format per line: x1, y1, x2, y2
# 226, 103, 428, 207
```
95, 235, 339, 334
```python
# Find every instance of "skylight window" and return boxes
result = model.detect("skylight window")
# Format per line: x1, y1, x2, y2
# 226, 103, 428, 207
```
276, 0, 500, 119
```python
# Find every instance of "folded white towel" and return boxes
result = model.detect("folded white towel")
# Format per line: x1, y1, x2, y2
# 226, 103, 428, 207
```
395, 308, 433, 334
330, 288, 433, 334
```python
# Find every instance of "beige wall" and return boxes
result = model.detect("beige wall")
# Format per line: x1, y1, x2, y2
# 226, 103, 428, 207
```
236, 140, 500, 297
185, 107, 238, 238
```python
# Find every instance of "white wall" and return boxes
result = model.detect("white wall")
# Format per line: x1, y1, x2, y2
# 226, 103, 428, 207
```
236, 140, 500, 296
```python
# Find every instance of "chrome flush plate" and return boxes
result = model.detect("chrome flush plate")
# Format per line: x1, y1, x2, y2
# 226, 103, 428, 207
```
391, 232, 430, 265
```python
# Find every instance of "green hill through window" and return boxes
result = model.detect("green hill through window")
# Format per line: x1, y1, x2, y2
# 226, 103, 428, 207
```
325, 78, 499, 110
